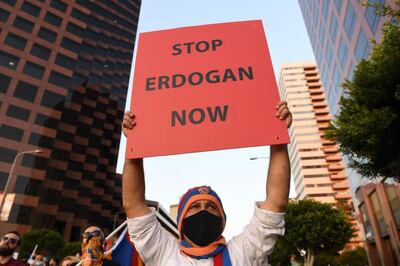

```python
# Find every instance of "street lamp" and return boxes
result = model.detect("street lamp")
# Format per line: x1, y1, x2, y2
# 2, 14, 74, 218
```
249, 156, 270, 160
0, 149, 43, 221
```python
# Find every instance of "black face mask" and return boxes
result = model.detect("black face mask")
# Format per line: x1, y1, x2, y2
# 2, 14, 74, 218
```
182, 210, 222, 247
0, 247, 15, 256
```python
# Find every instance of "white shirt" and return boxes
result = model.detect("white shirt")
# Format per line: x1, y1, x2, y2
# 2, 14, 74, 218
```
127, 202, 285, 266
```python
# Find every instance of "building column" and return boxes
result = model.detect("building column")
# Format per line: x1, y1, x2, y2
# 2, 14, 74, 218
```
376, 183, 400, 264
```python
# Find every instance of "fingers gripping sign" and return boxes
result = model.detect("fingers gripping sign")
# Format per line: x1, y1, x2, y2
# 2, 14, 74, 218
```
122, 111, 136, 137
275, 101, 292, 128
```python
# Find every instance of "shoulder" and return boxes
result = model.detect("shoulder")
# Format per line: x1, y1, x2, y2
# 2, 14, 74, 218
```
102, 259, 120, 266
7, 259, 28, 266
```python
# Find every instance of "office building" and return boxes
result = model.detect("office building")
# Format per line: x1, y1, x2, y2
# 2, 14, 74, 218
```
298, 1, 400, 264
298, 0, 395, 115
0, 0, 140, 240
278, 62, 362, 248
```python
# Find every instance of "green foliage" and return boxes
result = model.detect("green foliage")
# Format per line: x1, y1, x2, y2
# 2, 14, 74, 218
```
20, 229, 65, 258
268, 238, 292, 266
326, 21, 400, 180
335, 247, 369, 266
59, 242, 82, 259
269, 200, 354, 265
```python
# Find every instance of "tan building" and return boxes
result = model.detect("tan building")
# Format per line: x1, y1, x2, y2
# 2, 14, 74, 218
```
169, 203, 178, 222
356, 180, 400, 266
278, 62, 361, 248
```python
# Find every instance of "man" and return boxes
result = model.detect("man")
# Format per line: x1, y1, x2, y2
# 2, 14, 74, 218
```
0, 231, 26, 266
122, 101, 292, 265
81, 226, 119, 266
29, 255, 44, 266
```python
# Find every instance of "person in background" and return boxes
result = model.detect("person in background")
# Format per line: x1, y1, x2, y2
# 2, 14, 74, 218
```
29, 255, 44, 266
60, 256, 79, 266
0, 231, 26, 266
81, 226, 119, 266
48, 258, 58, 266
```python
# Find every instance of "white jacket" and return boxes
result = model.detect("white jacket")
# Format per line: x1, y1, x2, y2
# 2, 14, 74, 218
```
127, 202, 285, 266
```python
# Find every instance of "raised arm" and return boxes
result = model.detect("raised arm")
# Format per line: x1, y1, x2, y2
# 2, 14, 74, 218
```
259, 101, 292, 213
122, 112, 151, 218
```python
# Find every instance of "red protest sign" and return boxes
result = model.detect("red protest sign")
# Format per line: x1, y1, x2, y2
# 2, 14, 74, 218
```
126, 20, 289, 158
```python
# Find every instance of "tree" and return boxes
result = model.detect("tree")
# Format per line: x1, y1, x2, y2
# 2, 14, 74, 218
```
59, 242, 81, 259
269, 200, 354, 266
326, 3, 400, 180
20, 229, 65, 258
335, 247, 369, 266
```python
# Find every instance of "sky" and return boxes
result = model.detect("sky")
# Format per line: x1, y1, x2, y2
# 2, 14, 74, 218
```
117, 0, 315, 240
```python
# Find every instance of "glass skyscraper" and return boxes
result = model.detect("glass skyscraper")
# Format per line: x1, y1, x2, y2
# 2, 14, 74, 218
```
0, 0, 141, 241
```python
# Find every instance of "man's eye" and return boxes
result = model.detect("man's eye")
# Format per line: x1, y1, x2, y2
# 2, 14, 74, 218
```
208, 205, 217, 210
190, 204, 199, 209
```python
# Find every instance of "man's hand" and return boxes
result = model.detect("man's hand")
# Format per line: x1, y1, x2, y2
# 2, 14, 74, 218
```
259, 101, 292, 213
121, 111, 150, 218
275, 101, 292, 128
122, 111, 136, 137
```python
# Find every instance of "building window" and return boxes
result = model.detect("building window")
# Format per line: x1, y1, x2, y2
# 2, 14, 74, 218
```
6, 105, 30, 121
329, 15, 338, 41
0, 73, 12, 94
41, 89, 64, 108
318, 22, 326, 45
344, 2, 356, 39
370, 191, 388, 236
333, 63, 343, 93
0, 8, 10, 22
355, 29, 371, 61
21, 1, 41, 17
29, 132, 53, 149
35, 113, 58, 129
13, 81, 38, 102
0, 124, 24, 141
334, 0, 343, 14
21, 154, 47, 170
322, 0, 329, 21
66, 22, 85, 38
31, 43, 51, 60
44, 12, 63, 27
313, 5, 320, 27
48, 71, 71, 89
13, 16, 34, 33
0, 51, 19, 70
55, 53, 76, 70
71, 8, 88, 22
359, 204, 374, 240
385, 183, 400, 229
347, 62, 356, 81
50, 0, 68, 12
0, 147, 17, 163
23, 61, 45, 79
326, 44, 333, 67
3, 0, 16, 6
61, 37, 80, 53
38, 27, 58, 43
13, 175, 42, 196
338, 37, 348, 68
365, 0, 384, 34
5, 33, 27, 51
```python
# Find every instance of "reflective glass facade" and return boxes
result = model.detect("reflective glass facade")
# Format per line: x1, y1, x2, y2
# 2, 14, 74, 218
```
298, 0, 393, 115
0, 0, 141, 240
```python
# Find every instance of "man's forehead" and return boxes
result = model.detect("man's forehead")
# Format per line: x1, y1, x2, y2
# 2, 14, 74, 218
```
84, 226, 102, 233
191, 199, 216, 205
